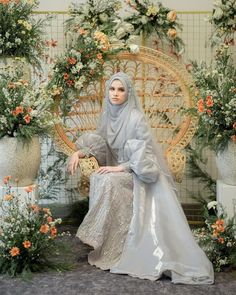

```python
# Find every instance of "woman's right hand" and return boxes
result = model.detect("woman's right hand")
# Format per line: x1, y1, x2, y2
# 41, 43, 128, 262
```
67, 150, 85, 175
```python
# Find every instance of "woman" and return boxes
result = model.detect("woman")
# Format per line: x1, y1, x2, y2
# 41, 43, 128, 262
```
68, 72, 214, 284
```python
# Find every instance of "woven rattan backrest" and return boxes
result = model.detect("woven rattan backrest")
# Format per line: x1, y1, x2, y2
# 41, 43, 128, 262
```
54, 46, 197, 181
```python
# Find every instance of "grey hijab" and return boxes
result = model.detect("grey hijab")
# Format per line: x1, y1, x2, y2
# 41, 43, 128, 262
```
97, 71, 176, 190
97, 72, 142, 148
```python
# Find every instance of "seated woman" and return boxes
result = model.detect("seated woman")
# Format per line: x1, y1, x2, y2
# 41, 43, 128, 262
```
67, 72, 214, 284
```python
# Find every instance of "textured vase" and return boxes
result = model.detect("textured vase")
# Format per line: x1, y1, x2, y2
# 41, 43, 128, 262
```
0, 57, 31, 81
0, 137, 41, 187
215, 141, 236, 186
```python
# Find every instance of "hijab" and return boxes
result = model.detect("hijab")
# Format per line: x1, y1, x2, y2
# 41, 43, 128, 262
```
97, 72, 142, 149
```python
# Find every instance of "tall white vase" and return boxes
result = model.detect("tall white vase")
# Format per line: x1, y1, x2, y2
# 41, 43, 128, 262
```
0, 136, 41, 187
215, 141, 236, 186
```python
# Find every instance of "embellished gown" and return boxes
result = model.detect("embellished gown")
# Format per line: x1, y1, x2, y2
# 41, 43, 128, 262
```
76, 109, 214, 284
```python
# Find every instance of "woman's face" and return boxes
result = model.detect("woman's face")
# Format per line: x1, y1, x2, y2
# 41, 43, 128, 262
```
109, 79, 127, 105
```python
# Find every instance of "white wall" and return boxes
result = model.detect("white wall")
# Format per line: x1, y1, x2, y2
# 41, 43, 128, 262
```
37, 0, 213, 12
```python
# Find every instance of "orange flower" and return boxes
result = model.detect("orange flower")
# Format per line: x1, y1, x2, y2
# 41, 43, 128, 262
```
197, 99, 204, 113
206, 109, 212, 115
10, 247, 20, 257
24, 114, 31, 124
23, 240, 31, 249
25, 185, 35, 193
40, 224, 50, 234
66, 80, 74, 86
4, 194, 13, 201
15, 106, 23, 115
0, 0, 10, 5
30, 204, 40, 213
218, 237, 224, 244
8, 82, 16, 89
50, 226, 57, 237
67, 57, 77, 65
206, 95, 214, 107
216, 219, 224, 226
27, 107, 33, 113
47, 216, 53, 223
78, 28, 87, 35
96, 53, 103, 60
233, 122, 236, 129
45, 39, 58, 48
63, 73, 69, 80
11, 110, 17, 116
3, 175, 11, 184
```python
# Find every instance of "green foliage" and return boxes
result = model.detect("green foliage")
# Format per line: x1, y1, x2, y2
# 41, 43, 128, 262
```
0, 178, 72, 277
0, 0, 50, 69
193, 203, 236, 272
186, 144, 216, 205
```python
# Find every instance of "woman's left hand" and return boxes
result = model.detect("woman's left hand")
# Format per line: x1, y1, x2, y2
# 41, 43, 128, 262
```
96, 166, 125, 174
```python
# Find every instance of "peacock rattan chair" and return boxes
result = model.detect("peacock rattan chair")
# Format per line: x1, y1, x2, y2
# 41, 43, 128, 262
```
53, 46, 197, 183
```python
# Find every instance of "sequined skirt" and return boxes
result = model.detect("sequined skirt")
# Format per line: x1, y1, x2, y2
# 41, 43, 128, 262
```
76, 172, 133, 270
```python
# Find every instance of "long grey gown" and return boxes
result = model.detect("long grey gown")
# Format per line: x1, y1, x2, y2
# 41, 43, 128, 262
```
76, 72, 214, 284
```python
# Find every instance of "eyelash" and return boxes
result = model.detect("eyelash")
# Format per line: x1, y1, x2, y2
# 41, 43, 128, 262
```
109, 87, 125, 92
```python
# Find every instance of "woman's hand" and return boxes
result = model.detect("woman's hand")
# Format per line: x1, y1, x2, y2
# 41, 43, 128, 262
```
96, 166, 125, 174
67, 150, 85, 175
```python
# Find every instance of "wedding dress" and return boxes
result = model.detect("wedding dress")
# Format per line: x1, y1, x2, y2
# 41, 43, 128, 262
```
76, 72, 214, 284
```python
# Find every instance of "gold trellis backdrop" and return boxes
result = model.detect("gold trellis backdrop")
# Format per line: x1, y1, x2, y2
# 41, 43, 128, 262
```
36, 11, 217, 217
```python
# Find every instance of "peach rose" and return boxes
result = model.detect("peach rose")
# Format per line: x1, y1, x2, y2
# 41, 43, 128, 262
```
167, 10, 177, 22
167, 28, 177, 39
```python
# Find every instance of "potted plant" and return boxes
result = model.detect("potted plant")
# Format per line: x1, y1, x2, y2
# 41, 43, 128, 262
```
0, 178, 69, 278
193, 201, 236, 272
0, 68, 58, 187
0, 0, 49, 71
190, 44, 236, 185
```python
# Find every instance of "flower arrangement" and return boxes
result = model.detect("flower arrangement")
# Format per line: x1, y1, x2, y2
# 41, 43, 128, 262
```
48, 0, 184, 107
193, 201, 236, 272
209, 0, 236, 45
0, 66, 57, 141
48, 0, 131, 109
0, 176, 67, 277
0, 0, 49, 68
66, 0, 122, 37
48, 30, 118, 100
190, 44, 236, 153
124, 0, 184, 52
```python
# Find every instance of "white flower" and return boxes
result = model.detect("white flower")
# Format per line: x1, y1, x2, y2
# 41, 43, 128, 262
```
207, 201, 217, 210
129, 44, 139, 54
99, 13, 109, 23
213, 7, 224, 20
116, 27, 126, 39
141, 16, 149, 24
